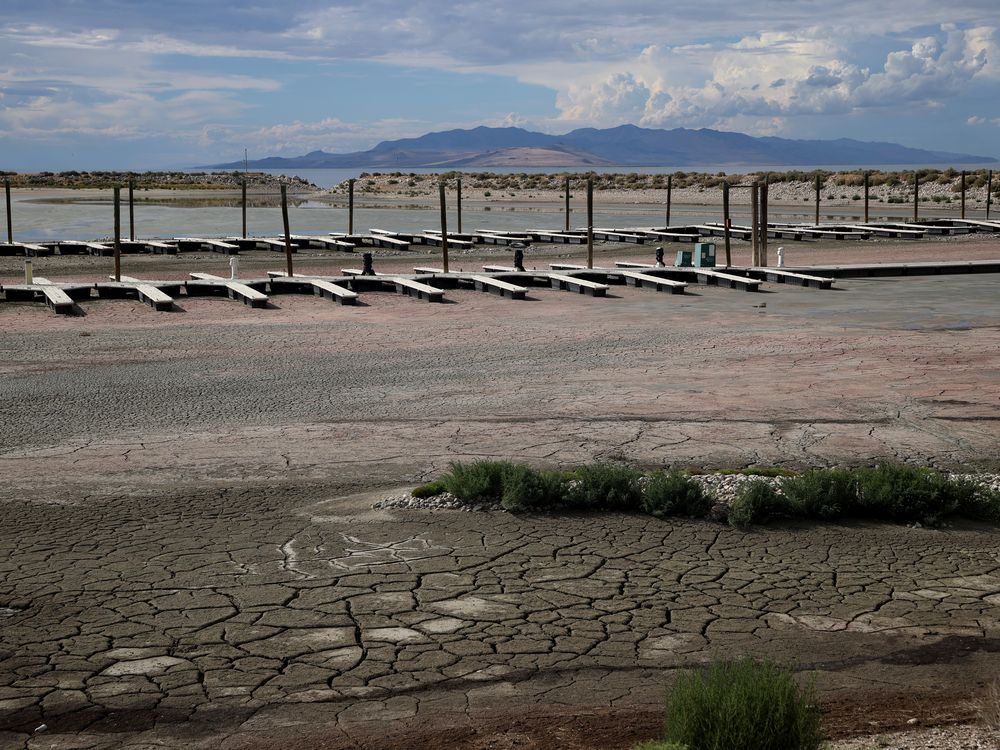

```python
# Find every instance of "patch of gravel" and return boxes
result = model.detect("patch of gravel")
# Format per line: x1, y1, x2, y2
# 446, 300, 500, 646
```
374, 491, 502, 512
951, 473, 1000, 492
829, 723, 1000, 749
374, 472, 1000, 513
688, 473, 784, 504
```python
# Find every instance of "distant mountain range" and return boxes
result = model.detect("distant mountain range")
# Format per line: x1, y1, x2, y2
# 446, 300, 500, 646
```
210, 125, 996, 169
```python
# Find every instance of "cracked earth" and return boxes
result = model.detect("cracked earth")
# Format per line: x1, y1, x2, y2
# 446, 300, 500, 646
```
2, 248, 1000, 748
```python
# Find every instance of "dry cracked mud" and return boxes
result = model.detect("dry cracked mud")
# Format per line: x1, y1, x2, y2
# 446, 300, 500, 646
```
1, 244, 1000, 748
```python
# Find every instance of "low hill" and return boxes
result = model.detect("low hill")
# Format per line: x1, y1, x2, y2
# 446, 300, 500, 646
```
209, 125, 996, 169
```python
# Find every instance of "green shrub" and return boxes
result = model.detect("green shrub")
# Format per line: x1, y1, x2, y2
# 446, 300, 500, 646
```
662, 657, 821, 750
566, 463, 643, 510
643, 472, 713, 518
853, 464, 975, 525
499, 464, 567, 512
411, 479, 447, 498
442, 460, 514, 502
957, 486, 1000, 523
729, 480, 787, 529
782, 468, 858, 520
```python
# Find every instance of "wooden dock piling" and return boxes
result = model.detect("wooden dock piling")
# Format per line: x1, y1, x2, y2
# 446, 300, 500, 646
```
988, 170, 993, 221
666, 174, 672, 227
586, 177, 594, 269
564, 176, 570, 232
863, 172, 870, 223
760, 180, 769, 267
439, 182, 449, 274
913, 171, 919, 222
751, 182, 759, 265
722, 181, 731, 266
4, 177, 11, 244
241, 180, 247, 238
128, 179, 135, 241
961, 171, 966, 220
348, 178, 355, 235
457, 177, 463, 234
113, 186, 121, 282
814, 173, 821, 225
281, 184, 293, 278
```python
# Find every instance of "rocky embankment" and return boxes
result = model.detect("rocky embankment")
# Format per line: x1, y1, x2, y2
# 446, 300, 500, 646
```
331, 169, 998, 208
1, 170, 317, 191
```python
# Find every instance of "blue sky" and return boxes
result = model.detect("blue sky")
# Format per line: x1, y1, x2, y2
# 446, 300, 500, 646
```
1, 1, 998, 169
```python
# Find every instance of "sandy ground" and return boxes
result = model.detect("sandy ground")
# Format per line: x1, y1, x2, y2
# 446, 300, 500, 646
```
2, 238, 1000, 749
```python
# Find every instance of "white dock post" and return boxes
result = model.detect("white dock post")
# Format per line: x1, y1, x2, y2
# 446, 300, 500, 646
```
230, 256, 240, 279
777, 246, 784, 268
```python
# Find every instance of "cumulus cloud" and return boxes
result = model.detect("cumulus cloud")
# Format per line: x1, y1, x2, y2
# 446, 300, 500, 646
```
0, 2, 998, 161
554, 25, 996, 132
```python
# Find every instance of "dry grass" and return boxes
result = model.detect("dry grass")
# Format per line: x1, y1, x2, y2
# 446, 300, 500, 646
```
976, 679, 1000, 730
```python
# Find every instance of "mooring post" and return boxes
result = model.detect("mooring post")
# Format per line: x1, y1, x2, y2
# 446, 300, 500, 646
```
4, 177, 11, 244
514, 247, 525, 272
666, 174, 672, 227
24, 259, 32, 284
586, 177, 594, 269
113, 186, 121, 282
958, 169, 965, 219
564, 175, 570, 232
863, 171, 870, 223
348, 178, 355, 235
913, 171, 919, 222
722, 181, 731, 267
814, 173, 821, 226
456, 177, 463, 235
439, 181, 449, 274
986, 170, 993, 221
760, 179, 769, 267
281, 183, 293, 278
241, 179, 247, 238
751, 182, 760, 266
128, 178, 135, 241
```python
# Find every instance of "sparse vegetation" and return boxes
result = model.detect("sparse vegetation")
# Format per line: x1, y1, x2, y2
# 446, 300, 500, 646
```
658, 657, 822, 750
976, 678, 1000, 730
339, 167, 998, 193
642, 471, 712, 518
0, 171, 316, 190
441, 460, 514, 502
411, 479, 448, 498
419, 461, 1000, 529
729, 480, 786, 529
565, 463, 643, 511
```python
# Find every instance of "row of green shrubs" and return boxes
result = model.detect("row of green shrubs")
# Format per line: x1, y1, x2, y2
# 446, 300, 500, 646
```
733, 465, 1000, 528
414, 461, 712, 517
413, 461, 1000, 528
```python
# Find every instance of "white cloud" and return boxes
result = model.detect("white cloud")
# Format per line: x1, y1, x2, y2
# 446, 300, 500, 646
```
0, 3, 998, 161
552, 25, 996, 133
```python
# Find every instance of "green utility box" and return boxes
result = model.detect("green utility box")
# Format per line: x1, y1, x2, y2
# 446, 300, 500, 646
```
675, 249, 692, 267
693, 242, 716, 267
